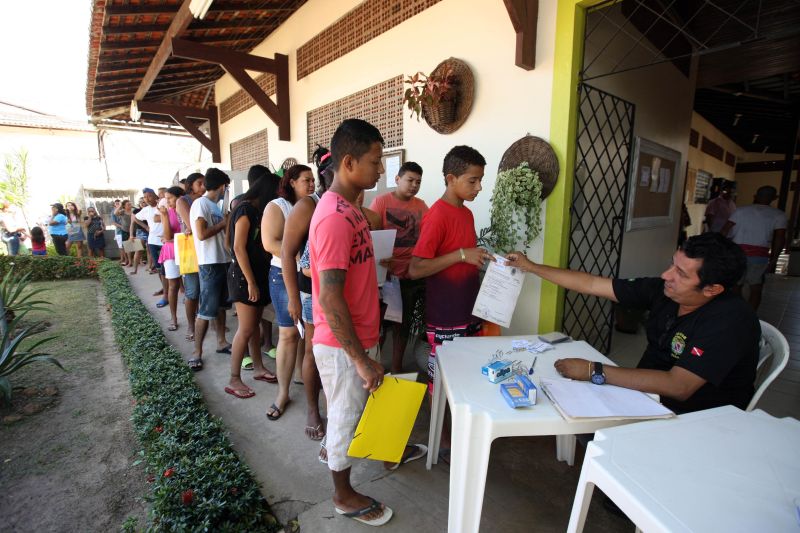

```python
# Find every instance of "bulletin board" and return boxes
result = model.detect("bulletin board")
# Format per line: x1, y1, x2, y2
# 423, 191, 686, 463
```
626, 137, 681, 231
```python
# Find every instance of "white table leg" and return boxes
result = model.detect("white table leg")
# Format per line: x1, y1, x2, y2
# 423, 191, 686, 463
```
566, 471, 595, 533
448, 407, 492, 533
427, 357, 446, 469
556, 434, 577, 466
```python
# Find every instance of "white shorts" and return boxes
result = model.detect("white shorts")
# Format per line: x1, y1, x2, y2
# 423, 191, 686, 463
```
115, 234, 123, 248
313, 343, 378, 472
163, 259, 181, 279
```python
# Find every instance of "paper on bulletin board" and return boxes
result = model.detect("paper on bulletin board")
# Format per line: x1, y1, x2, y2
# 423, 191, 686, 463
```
371, 229, 396, 285
472, 255, 525, 328
347, 376, 426, 463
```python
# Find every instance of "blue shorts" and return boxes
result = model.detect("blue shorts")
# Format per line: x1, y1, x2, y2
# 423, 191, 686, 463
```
198, 263, 230, 320
183, 272, 200, 300
147, 243, 163, 272
268, 265, 293, 327
301, 291, 313, 325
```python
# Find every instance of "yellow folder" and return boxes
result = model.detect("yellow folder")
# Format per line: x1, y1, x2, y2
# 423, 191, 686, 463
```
347, 376, 426, 463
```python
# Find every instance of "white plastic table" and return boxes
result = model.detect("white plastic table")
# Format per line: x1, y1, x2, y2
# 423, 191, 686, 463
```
567, 405, 800, 533
426, 335, 648, 533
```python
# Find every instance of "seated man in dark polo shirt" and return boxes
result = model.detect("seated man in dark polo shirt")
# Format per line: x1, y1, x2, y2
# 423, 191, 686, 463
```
506, 232, 759, 414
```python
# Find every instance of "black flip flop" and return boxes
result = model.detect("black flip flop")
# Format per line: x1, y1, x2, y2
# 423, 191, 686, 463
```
266, 402, 287, 420
215, 346, 232, 354
188, 358, 203, 371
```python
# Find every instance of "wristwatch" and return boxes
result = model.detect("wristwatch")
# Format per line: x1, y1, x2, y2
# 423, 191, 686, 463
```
590, 362, 606, 385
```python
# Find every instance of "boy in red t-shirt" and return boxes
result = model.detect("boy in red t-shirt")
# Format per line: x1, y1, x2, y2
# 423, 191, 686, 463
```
409, 145, 490, 395
368, 161, 428, 373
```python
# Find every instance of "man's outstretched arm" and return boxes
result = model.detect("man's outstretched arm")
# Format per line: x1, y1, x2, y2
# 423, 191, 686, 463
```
505, 252, 618, 302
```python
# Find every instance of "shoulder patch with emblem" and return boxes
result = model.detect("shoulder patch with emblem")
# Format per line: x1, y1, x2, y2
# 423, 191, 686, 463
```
671, 332, 686, 359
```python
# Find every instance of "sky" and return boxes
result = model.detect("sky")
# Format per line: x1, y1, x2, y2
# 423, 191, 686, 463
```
0, 1, 93, 119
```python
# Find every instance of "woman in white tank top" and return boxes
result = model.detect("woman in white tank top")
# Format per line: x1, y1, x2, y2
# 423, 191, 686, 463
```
261, 164, 316, 420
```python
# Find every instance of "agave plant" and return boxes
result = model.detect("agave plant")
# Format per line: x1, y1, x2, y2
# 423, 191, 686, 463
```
0, 310, 63, 402
0, 269, 50, 323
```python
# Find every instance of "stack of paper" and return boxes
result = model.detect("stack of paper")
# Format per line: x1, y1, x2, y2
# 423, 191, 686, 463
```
540, 378, 675, 421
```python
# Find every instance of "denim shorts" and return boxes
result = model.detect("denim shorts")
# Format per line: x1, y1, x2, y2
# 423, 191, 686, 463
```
301, 291, 313, 325
183, 272, 200, 300
198, 263, 230, 320
148, 243, 163, 270
268, 265, 293, 327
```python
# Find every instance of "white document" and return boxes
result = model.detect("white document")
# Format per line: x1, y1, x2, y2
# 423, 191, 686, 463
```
471, 255, 524, 328
540, 378, 674, 421
382, 276, 403, 323
371, 229, 396, 286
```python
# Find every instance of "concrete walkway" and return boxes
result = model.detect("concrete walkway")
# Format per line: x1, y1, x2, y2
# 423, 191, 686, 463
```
125, 267, 630, 532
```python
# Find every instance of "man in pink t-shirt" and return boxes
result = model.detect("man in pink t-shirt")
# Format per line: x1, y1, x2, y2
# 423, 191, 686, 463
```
368, 161, 428, 373
309, 119, 426, 527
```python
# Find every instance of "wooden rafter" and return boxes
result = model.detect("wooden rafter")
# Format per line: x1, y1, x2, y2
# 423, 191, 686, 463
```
133, 0, 194, 103
503, 0, 538, 70
104, 2, 295, 17
170, 38, 290, 140
105, 18, 276, 35
136, 102, 221, 163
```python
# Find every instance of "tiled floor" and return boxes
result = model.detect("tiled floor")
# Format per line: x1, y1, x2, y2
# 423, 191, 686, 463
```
607, 273, 800, 420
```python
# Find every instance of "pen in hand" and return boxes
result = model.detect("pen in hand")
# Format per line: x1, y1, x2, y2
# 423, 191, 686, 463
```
529, 356, 537, 375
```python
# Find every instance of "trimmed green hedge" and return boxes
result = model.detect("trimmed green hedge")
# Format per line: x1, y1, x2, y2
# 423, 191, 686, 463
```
98, 262, 279, 532
0, 256, 100, 280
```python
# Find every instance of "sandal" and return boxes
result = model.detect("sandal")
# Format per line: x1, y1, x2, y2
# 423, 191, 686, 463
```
334, 498, 393, 527
215, 345, 232, 354
254, 372, 278, 383
266, 401, 289, 421
241, 356, 253, 370
305, 424, 325, 441
188, 358, 203, 371
168, 323, 179, 331
224, 386, 255, 399
386, 444, 428, 471
319, 435, 328, 464
156, 299, 168, 308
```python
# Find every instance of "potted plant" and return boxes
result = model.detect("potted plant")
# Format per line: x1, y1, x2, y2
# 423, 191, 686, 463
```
481, 162, 544, 253
403, 68, 456, 125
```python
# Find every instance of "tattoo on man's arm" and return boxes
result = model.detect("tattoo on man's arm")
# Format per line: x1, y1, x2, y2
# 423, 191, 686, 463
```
321, 270, 346, 286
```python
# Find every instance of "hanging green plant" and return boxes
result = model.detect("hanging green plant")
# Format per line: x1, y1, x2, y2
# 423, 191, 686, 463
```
485, 162, 543, 253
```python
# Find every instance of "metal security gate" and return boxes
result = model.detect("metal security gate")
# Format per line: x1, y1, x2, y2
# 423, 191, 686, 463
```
562, 83, 635, 353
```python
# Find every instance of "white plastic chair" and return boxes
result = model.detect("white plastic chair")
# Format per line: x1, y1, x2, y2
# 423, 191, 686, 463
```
747, 320, 790, 411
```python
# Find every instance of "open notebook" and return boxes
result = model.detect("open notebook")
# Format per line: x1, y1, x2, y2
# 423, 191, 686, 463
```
540, 378, 675, 421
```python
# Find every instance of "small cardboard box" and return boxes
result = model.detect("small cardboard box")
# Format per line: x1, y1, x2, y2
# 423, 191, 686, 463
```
481, 360, 513, 383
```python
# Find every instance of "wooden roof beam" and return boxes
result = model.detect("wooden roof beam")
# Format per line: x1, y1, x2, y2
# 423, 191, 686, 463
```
103, 34, 262, 51
133, 0, 194, 108
98, 66, 218, 84
170, 37, 290, 140
105, 2, 294, 17
503, 0, 538, 70
136, 101, 220, 162
105, 18, 276, 35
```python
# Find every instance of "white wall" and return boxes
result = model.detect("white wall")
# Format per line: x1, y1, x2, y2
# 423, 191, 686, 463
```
215, 0, 561, 334
583, 9, 697, 279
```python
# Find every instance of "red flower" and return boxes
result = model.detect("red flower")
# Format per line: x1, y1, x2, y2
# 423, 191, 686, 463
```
163, 467, 175, 477
181, 489, 194, 505
154, 426, 163, 433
